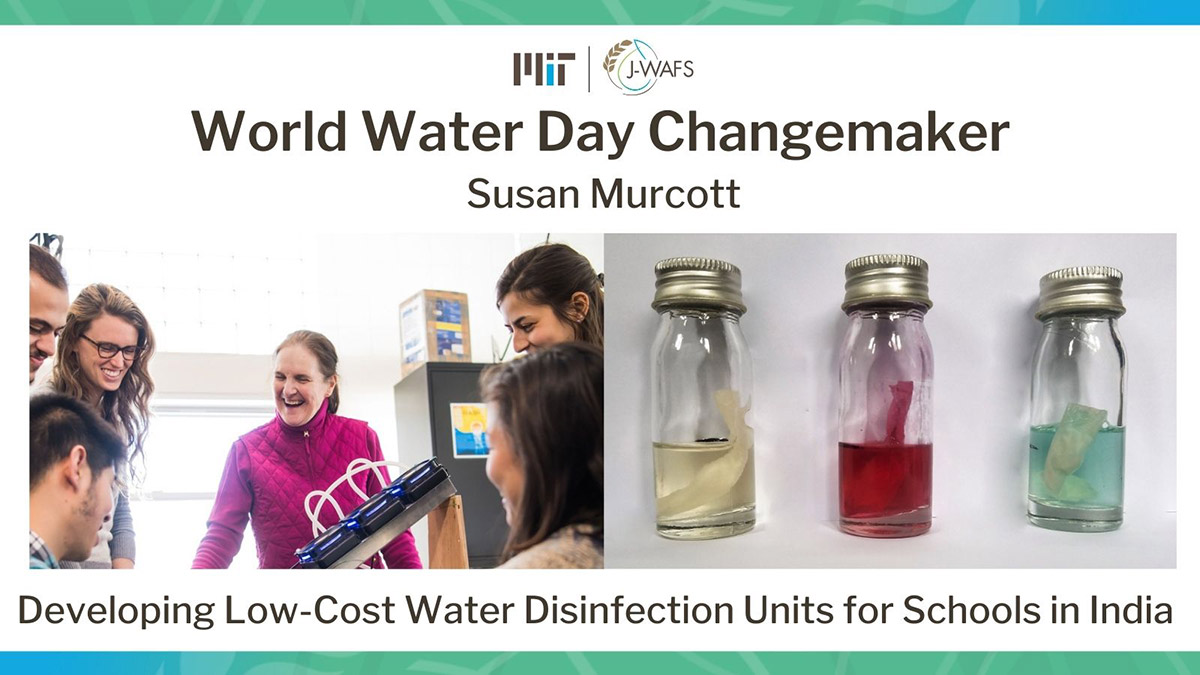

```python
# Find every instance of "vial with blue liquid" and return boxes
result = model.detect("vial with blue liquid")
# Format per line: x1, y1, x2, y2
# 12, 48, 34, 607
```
1028, 266, 1127, 532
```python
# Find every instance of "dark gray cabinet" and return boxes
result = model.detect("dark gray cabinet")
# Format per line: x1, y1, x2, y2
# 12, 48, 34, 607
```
393, 362, 507, 568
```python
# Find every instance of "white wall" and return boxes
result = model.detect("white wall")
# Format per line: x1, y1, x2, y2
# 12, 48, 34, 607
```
83, 231, 602, 454
304, 232, 603, 460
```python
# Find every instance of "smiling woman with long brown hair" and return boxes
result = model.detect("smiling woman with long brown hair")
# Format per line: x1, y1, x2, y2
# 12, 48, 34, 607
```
45, 283, 156, 569
496, 243, 604, 355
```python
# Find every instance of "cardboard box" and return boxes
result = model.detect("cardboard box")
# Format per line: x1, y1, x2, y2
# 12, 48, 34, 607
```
400, 289, 471, 377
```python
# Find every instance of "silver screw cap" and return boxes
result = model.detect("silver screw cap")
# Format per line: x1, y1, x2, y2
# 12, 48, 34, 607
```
1035, 266, 1125, 320
652, 257, 746, 315
842, 254, 932, 313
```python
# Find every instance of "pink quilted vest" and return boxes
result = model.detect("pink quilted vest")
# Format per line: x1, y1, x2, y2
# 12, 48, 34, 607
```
193, 400, 421, 569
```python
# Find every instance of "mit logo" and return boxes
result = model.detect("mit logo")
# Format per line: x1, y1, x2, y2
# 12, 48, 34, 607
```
513, 52, 575, 86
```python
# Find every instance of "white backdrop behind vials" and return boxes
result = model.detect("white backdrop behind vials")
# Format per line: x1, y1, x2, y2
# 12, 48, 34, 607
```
604, 233, 1175, 568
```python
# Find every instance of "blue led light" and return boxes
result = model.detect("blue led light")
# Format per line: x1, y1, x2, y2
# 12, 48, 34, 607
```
401, 464, 432, 488
316, 534, 345, 553
294, 457, 449, 568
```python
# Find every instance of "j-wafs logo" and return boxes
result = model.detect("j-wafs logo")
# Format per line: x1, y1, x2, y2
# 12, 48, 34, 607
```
513, 51, 576, 86
602, 39, 693, 96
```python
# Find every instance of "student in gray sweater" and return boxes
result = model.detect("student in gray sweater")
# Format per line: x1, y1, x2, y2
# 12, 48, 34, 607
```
41, 283, 156, 569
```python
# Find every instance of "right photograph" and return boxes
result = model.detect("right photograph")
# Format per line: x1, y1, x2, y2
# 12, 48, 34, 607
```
604, 234, 1176, 569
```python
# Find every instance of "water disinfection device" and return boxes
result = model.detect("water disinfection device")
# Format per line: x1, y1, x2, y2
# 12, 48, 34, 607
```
295, 457, 456, 569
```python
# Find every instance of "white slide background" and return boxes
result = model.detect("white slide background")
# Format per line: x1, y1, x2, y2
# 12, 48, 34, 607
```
2, 27, 1197, 651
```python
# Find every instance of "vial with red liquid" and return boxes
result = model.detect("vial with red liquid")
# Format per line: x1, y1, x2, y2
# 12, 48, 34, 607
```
838, 254, 934, 537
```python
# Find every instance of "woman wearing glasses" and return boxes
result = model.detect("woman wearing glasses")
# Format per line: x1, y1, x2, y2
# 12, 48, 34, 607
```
43, 283, 155, 569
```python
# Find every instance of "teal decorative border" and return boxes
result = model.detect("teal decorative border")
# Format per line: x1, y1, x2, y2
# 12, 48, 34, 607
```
1, 0, 1198, 25
2, 653, 1199, 674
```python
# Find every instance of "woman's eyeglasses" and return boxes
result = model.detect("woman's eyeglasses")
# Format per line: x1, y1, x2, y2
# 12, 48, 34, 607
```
80, 334, 141, 361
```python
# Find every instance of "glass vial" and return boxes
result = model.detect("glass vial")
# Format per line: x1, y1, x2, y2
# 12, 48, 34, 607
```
651, 257, 755, 540
1028, 266, 1127, 532
838, 254, 934, 537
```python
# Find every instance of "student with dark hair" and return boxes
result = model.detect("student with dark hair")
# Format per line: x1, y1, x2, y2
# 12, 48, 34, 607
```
480, 342, 604, 568
192, 330, 422, 569
29, 244, 69, 384
495, 243, 604, 353
30, 393, 128, 569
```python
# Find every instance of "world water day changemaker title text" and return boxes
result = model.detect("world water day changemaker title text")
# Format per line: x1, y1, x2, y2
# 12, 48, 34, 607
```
191, 109, 1011, 210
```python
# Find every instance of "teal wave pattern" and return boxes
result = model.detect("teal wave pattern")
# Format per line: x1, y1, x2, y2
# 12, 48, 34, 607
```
1, 0, 1198, 24
2, 653, 1200, 674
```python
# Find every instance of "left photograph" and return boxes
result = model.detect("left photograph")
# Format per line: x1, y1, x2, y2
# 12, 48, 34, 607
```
27, 233, 604, 570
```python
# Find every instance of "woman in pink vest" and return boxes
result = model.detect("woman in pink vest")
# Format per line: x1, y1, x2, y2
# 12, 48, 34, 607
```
192, 330, 422, 569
